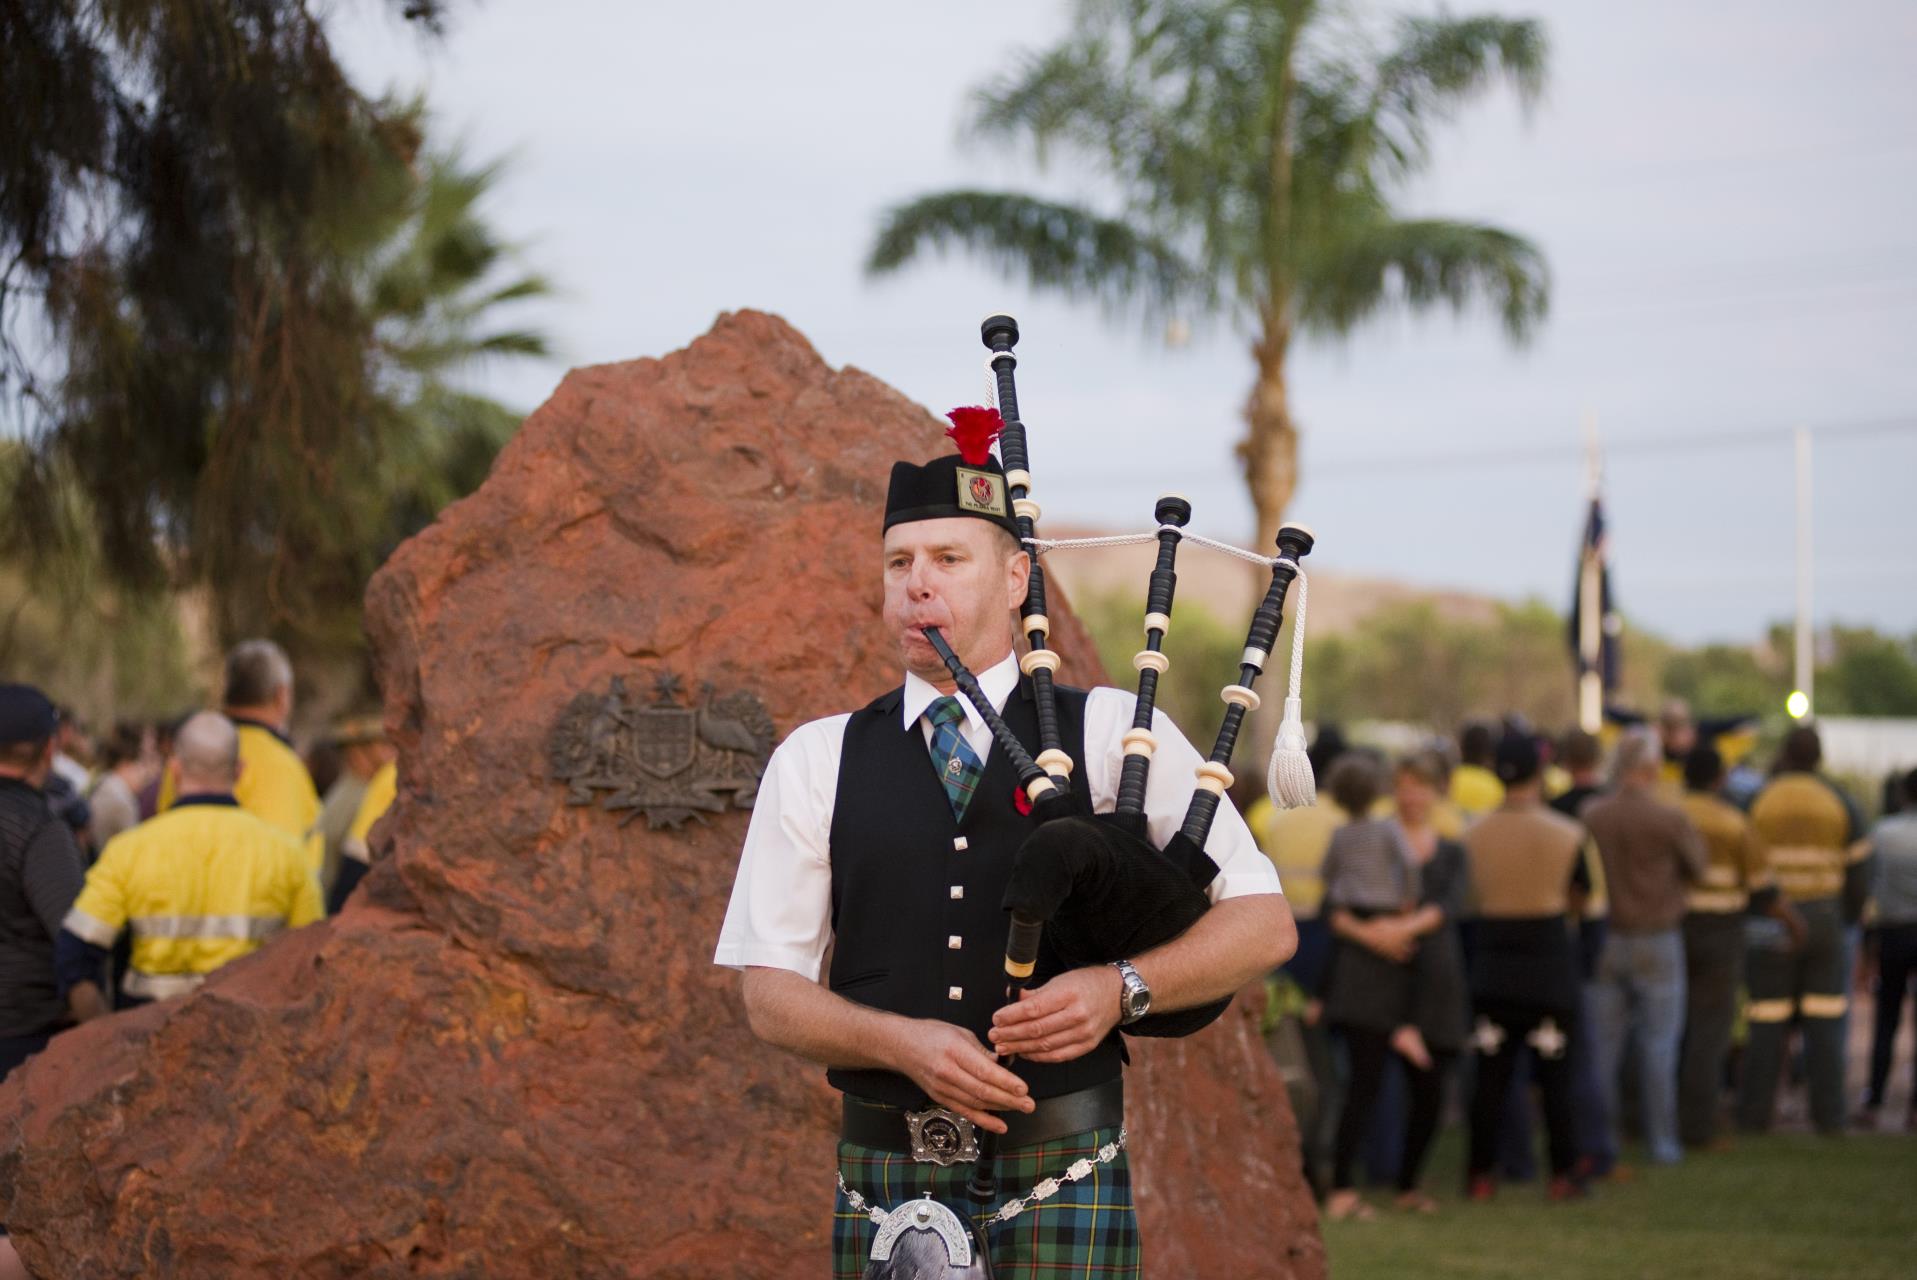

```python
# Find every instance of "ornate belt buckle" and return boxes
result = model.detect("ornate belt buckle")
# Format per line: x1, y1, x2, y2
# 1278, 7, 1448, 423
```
904, 1106, 979, 1166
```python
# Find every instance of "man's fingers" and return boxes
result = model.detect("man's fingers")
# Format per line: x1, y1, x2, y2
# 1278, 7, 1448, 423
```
928, 1071, 1015, 1131
993, 1024, 1083, 1056
995, 1009, 1103, 1056
995, 985, 1068, 1026
989, 1007, 1079, 1046
1020, 1035, 1098, 1064
928, 1036, 1032, 1112
948, 1034, 1029, 1087
954, 1058, 1036, 1112
933, 1093, 1008, 1134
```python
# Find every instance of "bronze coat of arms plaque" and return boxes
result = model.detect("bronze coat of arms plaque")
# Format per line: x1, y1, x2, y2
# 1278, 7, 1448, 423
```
548, 672, 774, 830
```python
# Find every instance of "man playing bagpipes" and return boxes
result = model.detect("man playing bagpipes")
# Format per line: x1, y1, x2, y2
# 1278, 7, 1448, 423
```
714, 317, 1301, 1278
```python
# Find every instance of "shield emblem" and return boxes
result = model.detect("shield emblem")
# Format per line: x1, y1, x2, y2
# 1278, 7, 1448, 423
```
631, 707, 697, 779
968, 474, 994, 507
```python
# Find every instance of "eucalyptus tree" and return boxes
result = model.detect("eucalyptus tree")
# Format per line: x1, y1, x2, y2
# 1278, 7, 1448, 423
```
3, 3, 553, 668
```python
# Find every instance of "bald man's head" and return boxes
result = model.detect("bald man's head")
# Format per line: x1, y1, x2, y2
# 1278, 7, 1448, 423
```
172, 712, 241, 794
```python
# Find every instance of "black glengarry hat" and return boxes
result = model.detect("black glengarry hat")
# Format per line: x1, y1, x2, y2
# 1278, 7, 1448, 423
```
883, 406, 1020, 539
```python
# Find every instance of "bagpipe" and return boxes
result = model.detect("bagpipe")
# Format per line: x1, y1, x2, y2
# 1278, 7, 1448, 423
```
945, 312, 1316, 1040
862, 315, 1316, 1280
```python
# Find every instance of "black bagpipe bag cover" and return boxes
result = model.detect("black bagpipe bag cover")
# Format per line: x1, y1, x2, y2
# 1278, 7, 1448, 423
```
1004, 804, 1232, 1038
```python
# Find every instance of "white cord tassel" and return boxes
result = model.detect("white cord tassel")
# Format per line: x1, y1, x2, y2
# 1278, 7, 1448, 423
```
1266, 566, 1315, 808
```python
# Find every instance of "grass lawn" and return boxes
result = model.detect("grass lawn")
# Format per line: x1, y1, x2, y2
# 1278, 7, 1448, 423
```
1321, 1130, 1917, 1279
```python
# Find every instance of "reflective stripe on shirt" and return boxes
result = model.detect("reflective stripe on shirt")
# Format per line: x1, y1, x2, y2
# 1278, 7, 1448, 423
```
1769, 844, 1845, 899
62, 906, 119, 948
129, 914, 287, 942
1686, 887, 1748, 914
122, 970, 206, 1001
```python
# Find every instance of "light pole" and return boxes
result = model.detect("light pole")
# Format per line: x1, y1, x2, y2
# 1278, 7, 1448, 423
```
1791, 425, 1813, 720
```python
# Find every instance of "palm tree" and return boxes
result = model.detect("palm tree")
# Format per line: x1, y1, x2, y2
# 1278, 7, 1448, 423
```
358, 148, 554, 551
868, 0, 1551, 551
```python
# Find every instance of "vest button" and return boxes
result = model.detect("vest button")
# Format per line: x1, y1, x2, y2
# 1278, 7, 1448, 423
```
950, 885, 964, 899
948, 986, 964, 1001
948, 935, 962, 949
953, 836, 969, 851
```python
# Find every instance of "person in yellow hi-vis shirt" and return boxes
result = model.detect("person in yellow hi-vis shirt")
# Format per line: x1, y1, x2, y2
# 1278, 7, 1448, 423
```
158, 638, 322, 873
1737, 726, 1869, 1136
1450, 722, 1505, 819
56, 712, 321, 1006
328, 758, 396, 913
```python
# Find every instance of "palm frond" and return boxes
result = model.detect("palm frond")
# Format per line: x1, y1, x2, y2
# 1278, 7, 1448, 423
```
1364, 15, 1548, 180
1297, 216, 1549, 341
866, 190, 1200, 320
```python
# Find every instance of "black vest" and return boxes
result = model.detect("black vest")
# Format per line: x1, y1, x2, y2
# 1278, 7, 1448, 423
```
826, 680, 1125, 1106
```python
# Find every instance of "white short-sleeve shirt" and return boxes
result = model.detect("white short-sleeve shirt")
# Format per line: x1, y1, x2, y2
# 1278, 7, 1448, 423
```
712, 652, 1284, 980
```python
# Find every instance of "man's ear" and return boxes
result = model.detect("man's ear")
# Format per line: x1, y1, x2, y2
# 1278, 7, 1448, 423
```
1004, 536, 1030, 607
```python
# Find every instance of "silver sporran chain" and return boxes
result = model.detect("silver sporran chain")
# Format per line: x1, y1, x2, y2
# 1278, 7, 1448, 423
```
837, 1126, 1127, 1227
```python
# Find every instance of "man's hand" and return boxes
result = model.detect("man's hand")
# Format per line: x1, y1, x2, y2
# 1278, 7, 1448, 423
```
67, 981, 108, 1024
897, 1021, 1034, 1135
989, 966, 1123, 1064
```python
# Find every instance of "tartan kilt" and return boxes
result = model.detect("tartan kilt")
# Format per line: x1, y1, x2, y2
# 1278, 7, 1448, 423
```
832, 1124, 1139, 1279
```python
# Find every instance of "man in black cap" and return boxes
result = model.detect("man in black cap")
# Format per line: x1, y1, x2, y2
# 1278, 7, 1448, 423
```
1460, 732, 1597, 1201
0, 684, 99, 1082
714, 411, 1292, 1278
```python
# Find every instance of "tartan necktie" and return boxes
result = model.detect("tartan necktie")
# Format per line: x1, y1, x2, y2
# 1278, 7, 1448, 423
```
925, 695, 984, 820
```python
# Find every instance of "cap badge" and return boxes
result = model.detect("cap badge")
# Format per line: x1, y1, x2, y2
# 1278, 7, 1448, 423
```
955, 467, 1007, 518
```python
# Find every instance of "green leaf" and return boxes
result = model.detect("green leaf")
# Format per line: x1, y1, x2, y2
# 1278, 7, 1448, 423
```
1298, 217, 1550, 341
867, 190, 1200, 321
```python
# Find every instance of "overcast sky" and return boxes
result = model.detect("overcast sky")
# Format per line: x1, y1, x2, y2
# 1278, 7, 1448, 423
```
332, 0, 1917, 645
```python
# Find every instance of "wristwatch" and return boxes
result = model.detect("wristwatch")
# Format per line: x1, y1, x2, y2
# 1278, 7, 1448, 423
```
1113, 959, 1152, 1025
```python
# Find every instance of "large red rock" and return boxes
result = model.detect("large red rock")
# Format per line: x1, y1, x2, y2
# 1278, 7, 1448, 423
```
0, 311, 1322, 1277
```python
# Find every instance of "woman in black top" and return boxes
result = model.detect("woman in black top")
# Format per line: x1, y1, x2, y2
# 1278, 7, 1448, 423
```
1320, 752, 1470, 1219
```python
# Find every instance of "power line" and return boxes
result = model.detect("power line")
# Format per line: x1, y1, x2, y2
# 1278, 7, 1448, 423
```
1306, 416, 1917, 479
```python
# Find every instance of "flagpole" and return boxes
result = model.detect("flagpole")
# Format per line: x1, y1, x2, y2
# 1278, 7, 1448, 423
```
1578, 413, 1604, 733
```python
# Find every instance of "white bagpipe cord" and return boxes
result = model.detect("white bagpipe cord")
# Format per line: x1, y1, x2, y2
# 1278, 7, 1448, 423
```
1024, 529, 1317, 808
1264, 563, 1315, 809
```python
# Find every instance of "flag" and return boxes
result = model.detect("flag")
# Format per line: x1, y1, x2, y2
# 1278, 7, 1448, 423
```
1569, 496, 1621, 729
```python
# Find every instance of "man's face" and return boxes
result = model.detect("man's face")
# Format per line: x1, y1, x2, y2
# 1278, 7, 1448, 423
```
881, 518, 1028, 682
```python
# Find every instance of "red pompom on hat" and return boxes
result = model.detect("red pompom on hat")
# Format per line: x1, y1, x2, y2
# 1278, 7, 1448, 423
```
944, 406, 1003, 467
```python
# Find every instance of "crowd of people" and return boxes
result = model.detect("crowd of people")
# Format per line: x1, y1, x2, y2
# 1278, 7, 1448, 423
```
0, 640, 396, 1085
1249, 702, 1917, 1220
5, 642, 1916, 1242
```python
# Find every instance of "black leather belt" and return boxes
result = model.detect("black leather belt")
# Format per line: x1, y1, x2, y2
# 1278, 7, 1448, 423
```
841, 1079, 1124, 1160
